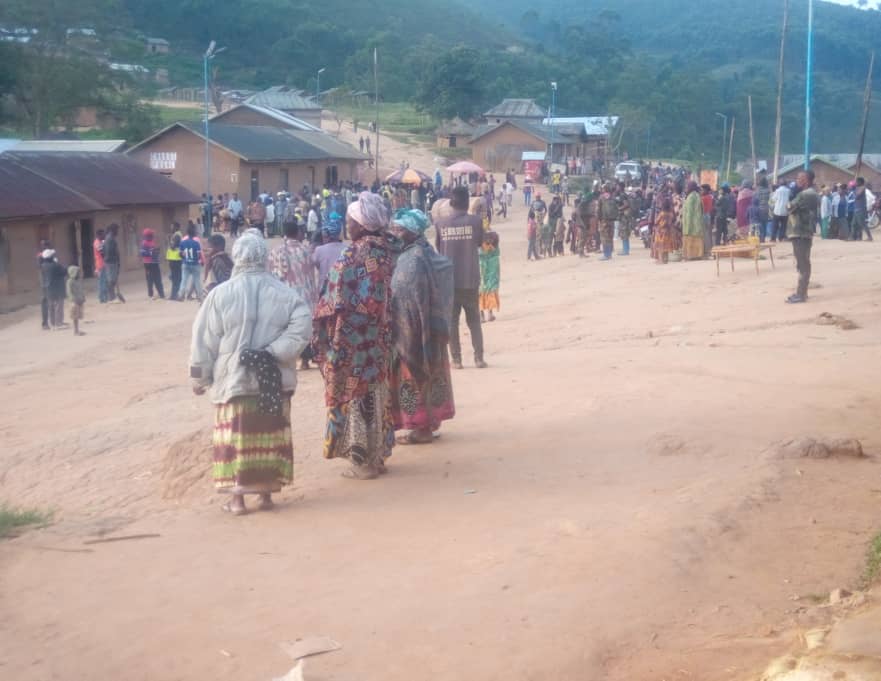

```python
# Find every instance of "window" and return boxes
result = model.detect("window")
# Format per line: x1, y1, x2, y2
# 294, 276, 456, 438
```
280, 168, 289, 191
250, 169, 259, 202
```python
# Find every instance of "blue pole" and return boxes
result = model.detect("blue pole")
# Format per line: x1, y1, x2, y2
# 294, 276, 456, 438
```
804, 0, 814, 169
203, 53, 211, 232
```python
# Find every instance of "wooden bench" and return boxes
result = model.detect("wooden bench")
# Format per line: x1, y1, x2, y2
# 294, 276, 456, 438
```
711, 243, 776, 276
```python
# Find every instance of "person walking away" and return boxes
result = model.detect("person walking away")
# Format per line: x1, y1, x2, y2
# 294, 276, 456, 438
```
819, 186, 832, 239
67, 265, 86, 336
190, 232, 312, 516
752, 177, 771, 242
736, 180, 754, 240
831, 184, 847, 239
388, 209, 456, 446
714, 185, 732, 245
479, 230, 501, 322
653, 199, 676, 264
227, 193, 244, 237
103, 224, 125, 303
93, 229, 107, 303
681, 181, 704, 260
312, 192, 397, 479
310, 213, 347, 288
523, 181, 533, 206
247, 197, 266, 236
851, 177, 873, 241
140, 229, 165, 300
785, 169, 819, 304
434, 186, 487, 369
270, 223, 318, 369
166, 232, 183, 300
204, 234, 234, 293
527, 209, 539, 261
771, 182, 790, 242
598, 183, 618, 260
179, 224, 204, 302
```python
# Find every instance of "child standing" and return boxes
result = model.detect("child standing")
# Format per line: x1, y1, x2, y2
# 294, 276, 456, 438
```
66, 265, 86, 336
527, 209, 539, 261
479, 231, 500, 323
139, 228, 165, 300
554, 216, 566, 256
166, 231, 182, 301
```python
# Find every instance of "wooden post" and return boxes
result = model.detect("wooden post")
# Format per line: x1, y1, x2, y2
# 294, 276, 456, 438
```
855, 51, 875, 179
726, 116, 736, 183
748, 95, 757, 182
773, 0, 789, 183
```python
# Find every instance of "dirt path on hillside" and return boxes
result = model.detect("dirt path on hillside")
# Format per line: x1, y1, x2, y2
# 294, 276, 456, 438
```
1, 170, 880, 681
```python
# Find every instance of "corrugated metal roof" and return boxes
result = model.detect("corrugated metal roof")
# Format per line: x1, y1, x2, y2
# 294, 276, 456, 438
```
3, 151, 199, 210
9, 139, 127, 152
246, 87, 321, 111
182, 124, 368, 162
0, 157, 108, 220
483, 99, 546, 119
541, 116, 619, 136
211, 104, 322, 132
776, 155, 853, 178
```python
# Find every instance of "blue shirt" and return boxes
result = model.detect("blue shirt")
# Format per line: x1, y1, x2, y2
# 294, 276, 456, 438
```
180, 237, 201, 266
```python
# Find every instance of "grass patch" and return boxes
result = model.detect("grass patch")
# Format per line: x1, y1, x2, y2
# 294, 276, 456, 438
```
154, 104, 203, 127
0, 505, 52, 539
862, 531, 881, 587
434, 146, 473, 160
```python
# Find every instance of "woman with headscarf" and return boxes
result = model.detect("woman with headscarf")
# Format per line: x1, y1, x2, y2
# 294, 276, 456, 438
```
388, 209, 455, 445
736, 180, 754, 239
189, 232, 312, 515
313, 192, 398, 479
680, 181, 705, 260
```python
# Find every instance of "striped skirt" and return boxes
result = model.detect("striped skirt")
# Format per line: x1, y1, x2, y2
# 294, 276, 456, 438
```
213, 394, 293, 493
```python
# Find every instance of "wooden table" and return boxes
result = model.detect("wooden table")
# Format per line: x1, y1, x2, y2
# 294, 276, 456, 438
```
711, 243, 776, 276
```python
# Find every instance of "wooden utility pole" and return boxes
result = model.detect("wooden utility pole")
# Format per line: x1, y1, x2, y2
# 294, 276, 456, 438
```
727, 116, 736, 183
374, 47, 380, 182
773, 0, 789, 183
855, 51, 875, 179
748, 95, 757, 182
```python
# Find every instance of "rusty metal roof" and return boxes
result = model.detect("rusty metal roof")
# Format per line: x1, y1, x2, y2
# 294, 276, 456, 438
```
0, 157, 107, 220
2, 151, 199, 211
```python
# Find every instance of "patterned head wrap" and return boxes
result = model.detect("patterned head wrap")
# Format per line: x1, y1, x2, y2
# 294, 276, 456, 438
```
346, 191, 388, 232
393, 208, 430, 235
324, 212, 343, 237
231, 232, 267, 275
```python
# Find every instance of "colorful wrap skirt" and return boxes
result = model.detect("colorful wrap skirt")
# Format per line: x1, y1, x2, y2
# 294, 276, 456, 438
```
324, 383, 395, 468
390, 354, 456, 432
479, 291, 500, 312
212, 394, 293, 493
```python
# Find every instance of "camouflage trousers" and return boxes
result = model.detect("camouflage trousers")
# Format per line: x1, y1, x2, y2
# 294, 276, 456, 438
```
599, 220, 615, 247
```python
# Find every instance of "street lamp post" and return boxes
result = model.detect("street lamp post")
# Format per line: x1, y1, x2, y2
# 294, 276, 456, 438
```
316, 67, 326, 105
203, 41, 225, 235
714, 112, 728, 181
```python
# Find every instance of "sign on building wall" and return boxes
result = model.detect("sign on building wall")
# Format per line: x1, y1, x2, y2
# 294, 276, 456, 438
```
150, 152, 177, 170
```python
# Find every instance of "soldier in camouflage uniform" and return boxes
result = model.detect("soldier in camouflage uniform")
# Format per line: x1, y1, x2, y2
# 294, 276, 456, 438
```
598, 182, 618, 260
618, 187, 642, 256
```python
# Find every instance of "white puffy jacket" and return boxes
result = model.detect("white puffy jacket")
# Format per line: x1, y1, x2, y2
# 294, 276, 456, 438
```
189, 270, 312, 404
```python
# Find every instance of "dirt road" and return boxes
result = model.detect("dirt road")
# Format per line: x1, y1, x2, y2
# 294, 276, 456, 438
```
1, 176, 880, 681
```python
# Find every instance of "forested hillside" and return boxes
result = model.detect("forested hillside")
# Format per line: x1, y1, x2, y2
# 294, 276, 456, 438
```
3, 0, 880, 161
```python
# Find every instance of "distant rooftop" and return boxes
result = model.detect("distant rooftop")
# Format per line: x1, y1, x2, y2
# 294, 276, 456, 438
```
483, 99, 546, 119
542, 116, 619, 137
7, 139, 127, 153
247, 86, 321, 111
211, 103, 322, 132
145, 37, 169, 45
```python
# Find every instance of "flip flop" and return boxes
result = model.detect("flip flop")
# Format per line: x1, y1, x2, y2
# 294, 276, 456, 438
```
341, 466, 378, 480
221, 501, 247, 516
396, 432, 434, 445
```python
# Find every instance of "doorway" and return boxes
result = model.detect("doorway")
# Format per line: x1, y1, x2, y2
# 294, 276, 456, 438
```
325, 165, 338, 188
68, 219, 95, 277
250, 169, 259, 202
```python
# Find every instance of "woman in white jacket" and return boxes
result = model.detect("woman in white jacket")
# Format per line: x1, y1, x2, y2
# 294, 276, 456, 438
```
189, 232, 312, 515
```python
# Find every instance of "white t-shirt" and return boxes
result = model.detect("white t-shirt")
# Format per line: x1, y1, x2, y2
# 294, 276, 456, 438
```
504, 182, 514, 195
772, 186, 790, 216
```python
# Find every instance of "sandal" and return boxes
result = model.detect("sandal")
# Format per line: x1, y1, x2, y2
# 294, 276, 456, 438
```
221, 501, 248, 516
396, 431, 434, 445
341, 465, 378, 480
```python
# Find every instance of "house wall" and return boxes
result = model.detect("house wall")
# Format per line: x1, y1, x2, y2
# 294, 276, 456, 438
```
0, 204, 191, 300
240, 161, 361, 199
471, 126, 547, 172
851, 164, 881, 190
779, 161, 850, 189
129, 126, 242, 201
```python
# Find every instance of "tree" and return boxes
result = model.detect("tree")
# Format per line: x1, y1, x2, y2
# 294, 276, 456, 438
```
414, 46, 485, 120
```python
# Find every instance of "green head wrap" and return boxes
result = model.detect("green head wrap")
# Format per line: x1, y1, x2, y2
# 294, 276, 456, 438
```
393, 208, 430, 235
